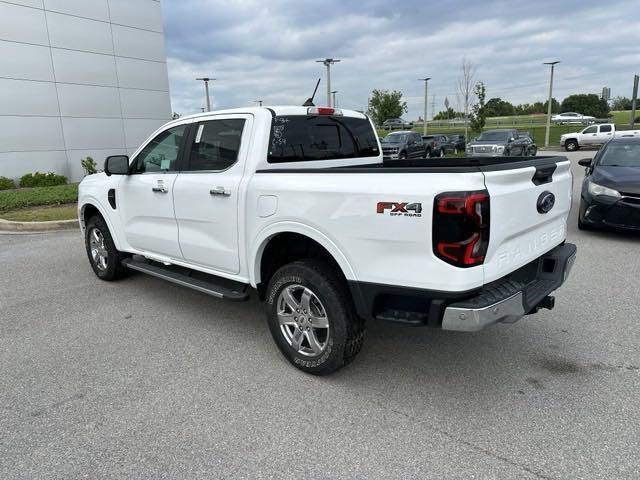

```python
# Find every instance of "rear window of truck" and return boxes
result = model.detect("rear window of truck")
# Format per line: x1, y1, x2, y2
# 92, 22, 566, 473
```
267, 115, 379, 163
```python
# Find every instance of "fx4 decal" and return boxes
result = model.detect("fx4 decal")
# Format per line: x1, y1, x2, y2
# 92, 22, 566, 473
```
376, 202, 423, 217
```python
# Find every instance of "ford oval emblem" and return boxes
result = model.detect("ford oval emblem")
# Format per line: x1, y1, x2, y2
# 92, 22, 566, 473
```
537, 191, 556, 214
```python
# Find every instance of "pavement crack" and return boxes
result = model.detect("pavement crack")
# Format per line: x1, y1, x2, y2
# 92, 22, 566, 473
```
386, 406, 555, 480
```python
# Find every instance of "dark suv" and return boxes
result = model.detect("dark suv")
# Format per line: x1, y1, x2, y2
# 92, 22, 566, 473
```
446, 134, 466, 153
466, 129, 531, 157
381, 131, 425, 160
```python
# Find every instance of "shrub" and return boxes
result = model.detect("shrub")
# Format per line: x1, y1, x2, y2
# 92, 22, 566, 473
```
19, 171, 67, 188
0, 176, 16, 190
0, 184, 78, 213
81, 156, 97, 176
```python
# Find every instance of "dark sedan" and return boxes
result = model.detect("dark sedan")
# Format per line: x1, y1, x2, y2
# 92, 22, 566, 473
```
578, 137, 640, 231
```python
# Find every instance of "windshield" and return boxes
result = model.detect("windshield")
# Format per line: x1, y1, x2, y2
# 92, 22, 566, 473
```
477, 131, 511, 142
382, 134, 407, 143
599, 143, 640, 167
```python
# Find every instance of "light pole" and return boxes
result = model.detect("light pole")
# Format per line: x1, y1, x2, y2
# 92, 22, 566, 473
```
418, 78, 431, 135
254, 100, 263, 106
316, 58, 340, 106
543, 61, 559, 148
196, 77, 215, 112
331, 90, 338, 108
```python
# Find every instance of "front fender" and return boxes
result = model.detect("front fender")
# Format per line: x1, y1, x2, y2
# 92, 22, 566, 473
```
249, 221, 356, 287
79, 198, 124, 250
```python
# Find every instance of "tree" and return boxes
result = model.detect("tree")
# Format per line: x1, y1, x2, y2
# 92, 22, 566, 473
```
368, 89, 407, 126
561, 94, 609, 118
433, 107, 463, 120
543, 98, 561, 114
484, 97, 515, 117
611, 96, 633, 110
469, 81, 487, 135
457, 57, 477, 138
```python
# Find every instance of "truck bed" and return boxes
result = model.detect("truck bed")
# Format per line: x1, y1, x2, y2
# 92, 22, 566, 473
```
257, 155, 568, 174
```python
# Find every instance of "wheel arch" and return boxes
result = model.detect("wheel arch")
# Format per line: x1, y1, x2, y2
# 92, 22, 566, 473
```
251, 223, 356, 299
79, 200, 124, 250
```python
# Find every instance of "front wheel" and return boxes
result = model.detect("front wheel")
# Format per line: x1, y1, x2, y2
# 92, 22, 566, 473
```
399, 151, 408, 160
439, 148, 445, 158
565, 140, 579, 152
84, 215, 130, 281
265, 260, 365, 375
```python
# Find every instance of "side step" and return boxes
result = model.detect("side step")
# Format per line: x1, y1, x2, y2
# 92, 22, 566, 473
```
122, 257, 249, 301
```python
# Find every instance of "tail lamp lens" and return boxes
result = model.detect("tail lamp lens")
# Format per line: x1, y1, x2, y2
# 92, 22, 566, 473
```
433, 191, 490, 267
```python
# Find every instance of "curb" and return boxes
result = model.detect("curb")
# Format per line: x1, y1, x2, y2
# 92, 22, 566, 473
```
0, 217, 79, 233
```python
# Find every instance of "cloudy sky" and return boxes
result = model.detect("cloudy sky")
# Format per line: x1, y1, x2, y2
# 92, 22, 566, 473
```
160, 0, 640, 120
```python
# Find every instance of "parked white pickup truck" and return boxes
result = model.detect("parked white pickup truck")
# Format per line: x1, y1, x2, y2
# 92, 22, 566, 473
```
560, 123, 640, 151
78, 106, 576, 374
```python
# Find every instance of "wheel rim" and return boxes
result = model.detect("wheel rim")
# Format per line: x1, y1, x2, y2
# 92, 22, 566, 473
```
440, 149, 445, 157
567, 142, 576, 151
89, 227, 108, 271
277, 284, 330, 357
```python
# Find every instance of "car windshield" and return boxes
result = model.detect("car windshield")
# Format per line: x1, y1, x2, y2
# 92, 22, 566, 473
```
382, 134, 407, 143
599, 143, 640, 167
477, 131, 511, 141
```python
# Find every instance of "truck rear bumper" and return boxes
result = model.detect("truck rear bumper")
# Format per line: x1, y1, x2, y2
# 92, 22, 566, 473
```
441, 243, 576, 331
348, 243, 576, 329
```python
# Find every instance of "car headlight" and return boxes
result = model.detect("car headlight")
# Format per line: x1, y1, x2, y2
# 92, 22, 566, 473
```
588, 181, 621, 199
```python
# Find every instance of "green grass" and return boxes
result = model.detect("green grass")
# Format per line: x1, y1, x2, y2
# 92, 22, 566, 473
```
0, 184, 78, 213
1, 204, 77, 221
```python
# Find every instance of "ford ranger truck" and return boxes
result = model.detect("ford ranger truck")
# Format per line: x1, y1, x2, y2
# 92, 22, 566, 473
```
78, 106, 577, 375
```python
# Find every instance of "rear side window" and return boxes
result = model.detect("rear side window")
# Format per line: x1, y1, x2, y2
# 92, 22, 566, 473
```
187, 119, 245, 171
600, 125, 612, 133
267, 115, 379, 163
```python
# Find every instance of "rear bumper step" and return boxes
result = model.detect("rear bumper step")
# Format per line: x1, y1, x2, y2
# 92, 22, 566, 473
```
122, 257, 249, 301
441, 243, 576, 331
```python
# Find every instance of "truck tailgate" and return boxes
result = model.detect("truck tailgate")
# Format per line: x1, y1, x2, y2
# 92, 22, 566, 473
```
482, 159, 572, 283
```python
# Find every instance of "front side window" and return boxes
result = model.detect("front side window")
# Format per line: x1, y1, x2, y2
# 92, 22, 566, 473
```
583, 126, 598, 134
187, 119, 246, 171
133, 125, 186, 173
268, 115, 379, 163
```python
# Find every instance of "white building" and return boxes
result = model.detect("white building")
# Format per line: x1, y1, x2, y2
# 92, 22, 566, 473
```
0, 0, 172, 182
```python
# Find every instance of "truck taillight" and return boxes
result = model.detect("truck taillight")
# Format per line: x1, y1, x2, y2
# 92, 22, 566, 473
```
433, 191, 490, 268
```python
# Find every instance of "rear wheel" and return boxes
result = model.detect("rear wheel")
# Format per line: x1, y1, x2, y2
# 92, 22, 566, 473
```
565, 140, 578, 151
84, 215, 129, 281
265, 260, 365, 375
439, 148, 445, 158
425, 148, 431, 159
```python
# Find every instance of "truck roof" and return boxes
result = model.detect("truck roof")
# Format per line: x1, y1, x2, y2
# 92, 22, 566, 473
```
174, 106, 368, 122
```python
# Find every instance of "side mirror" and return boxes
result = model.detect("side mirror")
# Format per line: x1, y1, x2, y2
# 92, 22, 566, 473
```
578, 158, 592, 167
509, 137, 515, 142
104, 155, 130, 176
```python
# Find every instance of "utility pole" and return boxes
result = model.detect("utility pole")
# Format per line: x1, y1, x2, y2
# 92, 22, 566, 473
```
418, 78, 431, 135
196, 77, 215, 112
316, 58, 340, 107
543, 61, 559, 148
631, 74, 638, 129
254, 100, 263, 107
331, 90, 338, 108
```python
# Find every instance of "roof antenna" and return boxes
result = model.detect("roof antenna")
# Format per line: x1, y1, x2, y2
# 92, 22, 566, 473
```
302, 78, 321, 106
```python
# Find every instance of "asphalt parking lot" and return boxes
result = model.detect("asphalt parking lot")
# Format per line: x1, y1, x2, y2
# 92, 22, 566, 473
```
1, 150, 639, 479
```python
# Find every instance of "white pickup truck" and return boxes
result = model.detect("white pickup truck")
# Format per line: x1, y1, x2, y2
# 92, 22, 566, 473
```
78, 106, 576, 374
560, 123, 640, 151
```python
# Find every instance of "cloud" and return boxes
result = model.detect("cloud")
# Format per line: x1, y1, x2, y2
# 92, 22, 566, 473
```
161, 0, 640, 119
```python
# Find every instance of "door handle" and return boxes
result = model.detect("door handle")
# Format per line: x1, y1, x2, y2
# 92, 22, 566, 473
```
210, 186, 231, 196
152, 186, 168, 193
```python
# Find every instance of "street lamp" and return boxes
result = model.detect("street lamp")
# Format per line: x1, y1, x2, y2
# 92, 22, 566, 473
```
254, 100, 263, 106
543, 61, 559, 148
418, 78, 431, 136
331, 90, 338, 108
316, 58, 340, 107
196, 77, 215, 112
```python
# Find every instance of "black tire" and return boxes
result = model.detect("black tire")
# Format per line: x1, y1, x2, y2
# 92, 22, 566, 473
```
425, 148, 431, 159
565, 140, 578, 152
399, 151, 408, 160
265, 259, 365, 375
439, 148, 445, 158
85, 215, 130, 281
